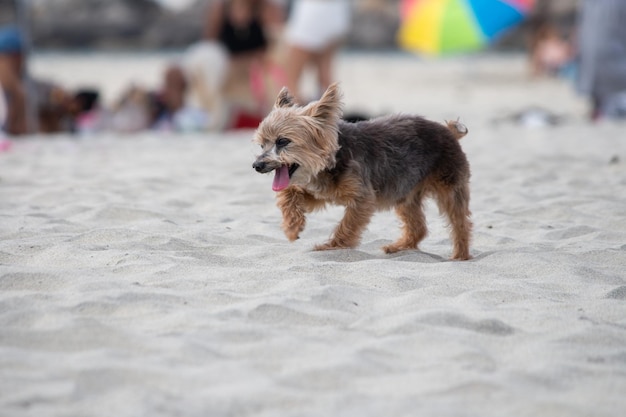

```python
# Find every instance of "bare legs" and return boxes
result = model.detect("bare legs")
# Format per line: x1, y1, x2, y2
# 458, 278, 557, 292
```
285, 42, 340, 104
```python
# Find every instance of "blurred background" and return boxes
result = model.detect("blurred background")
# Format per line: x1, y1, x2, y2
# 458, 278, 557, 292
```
2, 0, 623, 139
0, 0, 577, 51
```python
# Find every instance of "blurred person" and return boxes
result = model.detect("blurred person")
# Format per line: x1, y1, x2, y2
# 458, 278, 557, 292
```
577, 0, 626, 120
284, 0, 351, 104
110, 65, 209, 133
34, 81, 94, 134
529, 22, 574, 78
151, 64, 210, 132
0, 70, 9, 151
0, 74, 6, 129
148, 65, 188, 130
182, 0, 285, 129
71, 89, 103, 134
204, 0, 283, 56
108, 85, 152, 133
0, 26, 93, 136
0, 26, 27, 136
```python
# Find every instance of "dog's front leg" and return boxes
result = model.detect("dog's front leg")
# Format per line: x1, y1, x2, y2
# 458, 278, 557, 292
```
276, 188, 306, 241
276, 187, 326, 241
277, 188, 327, 241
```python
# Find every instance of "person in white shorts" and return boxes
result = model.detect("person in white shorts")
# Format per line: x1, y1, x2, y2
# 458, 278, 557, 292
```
284, 0, 351, 103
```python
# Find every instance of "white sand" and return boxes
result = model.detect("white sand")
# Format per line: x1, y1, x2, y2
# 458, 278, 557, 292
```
2, 53, 626, 416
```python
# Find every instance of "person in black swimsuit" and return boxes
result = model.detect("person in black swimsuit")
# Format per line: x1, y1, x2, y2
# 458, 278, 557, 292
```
215, 5, 267, 55
197, 0, 284, 128
204, 0, 282, 58
166, 0, 284, 131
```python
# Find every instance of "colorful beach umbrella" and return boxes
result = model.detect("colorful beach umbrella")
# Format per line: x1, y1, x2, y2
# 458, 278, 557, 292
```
398, 0, 535, 55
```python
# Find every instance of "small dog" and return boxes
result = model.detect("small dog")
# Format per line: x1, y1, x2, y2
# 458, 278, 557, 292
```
252, 83, 472, 260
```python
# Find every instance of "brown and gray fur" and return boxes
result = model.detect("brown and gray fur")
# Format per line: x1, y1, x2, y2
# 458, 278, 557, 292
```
252, 83, 472, 260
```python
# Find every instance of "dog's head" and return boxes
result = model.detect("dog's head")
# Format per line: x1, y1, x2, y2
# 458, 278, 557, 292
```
252, 83, 343, 191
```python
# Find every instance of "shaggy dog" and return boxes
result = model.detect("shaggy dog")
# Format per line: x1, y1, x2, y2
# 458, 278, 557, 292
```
252, 83, 472, 260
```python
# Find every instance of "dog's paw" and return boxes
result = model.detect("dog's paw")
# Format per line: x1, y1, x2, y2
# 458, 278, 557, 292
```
281, 217, 305, 242
451, 252, 472, 261
282, 221, 303, 241
382, 244, 400, 254
284, 229, 300, 242
313, 242, 335, 251
313, 241, 348, 251
382, 244, 412, 254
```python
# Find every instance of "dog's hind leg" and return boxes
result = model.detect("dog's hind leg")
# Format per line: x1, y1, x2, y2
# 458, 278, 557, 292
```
435, 183, 473, 260
383, 189, 428, 254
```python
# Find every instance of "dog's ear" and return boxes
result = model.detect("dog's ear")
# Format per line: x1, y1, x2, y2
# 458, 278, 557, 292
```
304, 82, 342, 121
275, 87, 296, 108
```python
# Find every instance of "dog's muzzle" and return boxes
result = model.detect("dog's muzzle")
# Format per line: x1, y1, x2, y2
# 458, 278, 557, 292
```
253, 160, 273, 173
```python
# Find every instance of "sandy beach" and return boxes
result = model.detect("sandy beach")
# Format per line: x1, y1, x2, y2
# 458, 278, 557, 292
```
1, 52, 626, 416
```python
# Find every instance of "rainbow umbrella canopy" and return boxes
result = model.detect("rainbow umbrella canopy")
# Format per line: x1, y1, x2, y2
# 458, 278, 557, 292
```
398, 0, 535, 55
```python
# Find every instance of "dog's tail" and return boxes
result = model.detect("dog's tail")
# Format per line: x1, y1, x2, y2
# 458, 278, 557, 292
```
445, 119, 468, 140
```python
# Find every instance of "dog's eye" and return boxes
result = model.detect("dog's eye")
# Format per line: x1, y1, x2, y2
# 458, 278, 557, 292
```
275, 137, 291, 148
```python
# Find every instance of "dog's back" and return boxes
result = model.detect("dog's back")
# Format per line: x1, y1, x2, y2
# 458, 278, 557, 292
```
333, 115, 469, 204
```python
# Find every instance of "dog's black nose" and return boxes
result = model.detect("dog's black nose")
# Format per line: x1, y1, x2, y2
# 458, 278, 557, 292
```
252, 161, 266, 172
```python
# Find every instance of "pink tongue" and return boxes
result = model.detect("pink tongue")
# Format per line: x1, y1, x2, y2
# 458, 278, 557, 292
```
272, 165, 290, 191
